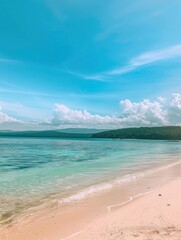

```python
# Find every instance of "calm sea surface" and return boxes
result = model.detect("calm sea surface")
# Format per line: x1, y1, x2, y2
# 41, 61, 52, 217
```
0, 137, 181, 223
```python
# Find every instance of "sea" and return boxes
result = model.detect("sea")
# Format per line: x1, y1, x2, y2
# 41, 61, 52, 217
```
0, 137, 181, 223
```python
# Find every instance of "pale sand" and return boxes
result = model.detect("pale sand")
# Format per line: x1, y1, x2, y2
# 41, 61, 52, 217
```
71, 178, 181, 240
0, 164, 181, 240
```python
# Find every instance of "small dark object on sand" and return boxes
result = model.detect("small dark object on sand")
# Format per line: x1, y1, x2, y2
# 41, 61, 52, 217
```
167, 204, 171, 206
158, 194, 162, 196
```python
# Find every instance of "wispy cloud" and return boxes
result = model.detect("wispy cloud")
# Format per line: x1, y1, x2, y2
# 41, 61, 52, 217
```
45, 0, 67, 21
66, 70, 109, 82
0, 58, 21, 64
0, 80, 21, 89
0, 101, 47, 120
0, 88, 60, 97
107, 44, 181, 75
69, 44, 181, 81
95, 23, 123, 42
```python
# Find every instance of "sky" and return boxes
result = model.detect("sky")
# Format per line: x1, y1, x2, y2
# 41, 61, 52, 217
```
1, 0, 181, 130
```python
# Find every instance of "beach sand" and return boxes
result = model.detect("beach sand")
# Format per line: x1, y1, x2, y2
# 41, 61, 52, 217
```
71, 178, 181, 240
0, 165, 181, 240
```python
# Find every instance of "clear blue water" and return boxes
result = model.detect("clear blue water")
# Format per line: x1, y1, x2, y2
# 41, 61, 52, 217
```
0, 137, 181, 222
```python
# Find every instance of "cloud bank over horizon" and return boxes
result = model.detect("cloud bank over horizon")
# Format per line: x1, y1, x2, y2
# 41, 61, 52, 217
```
1, 93, 181, 130
48, 93, 181, 129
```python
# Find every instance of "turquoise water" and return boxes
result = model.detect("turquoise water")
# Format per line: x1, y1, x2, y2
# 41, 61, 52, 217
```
0, 137, 181, 222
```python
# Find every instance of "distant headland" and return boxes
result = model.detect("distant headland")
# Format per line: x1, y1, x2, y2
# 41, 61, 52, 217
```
92, 126, 181, 140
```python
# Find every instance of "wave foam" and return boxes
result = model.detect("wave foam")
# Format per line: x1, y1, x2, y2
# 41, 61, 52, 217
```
60, 183, 113, 203
59, 160, 181, 204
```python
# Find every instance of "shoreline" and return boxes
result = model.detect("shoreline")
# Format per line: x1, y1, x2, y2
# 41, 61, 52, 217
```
1, 158, 180, 225
60, 159, 181, 204
0, 159, 181, 240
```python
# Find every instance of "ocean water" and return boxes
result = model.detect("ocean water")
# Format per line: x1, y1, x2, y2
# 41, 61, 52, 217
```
0, 137, 181, 223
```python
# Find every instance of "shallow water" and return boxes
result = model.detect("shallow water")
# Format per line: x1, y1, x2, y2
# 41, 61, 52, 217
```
0, 137, 181, 223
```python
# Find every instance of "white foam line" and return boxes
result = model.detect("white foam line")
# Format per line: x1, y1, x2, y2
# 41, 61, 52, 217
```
59, 183, 113, 204
60, 230, 83, 240
107, 176, 180, 213
107, 191, 153, 213
107, 197, 133, 213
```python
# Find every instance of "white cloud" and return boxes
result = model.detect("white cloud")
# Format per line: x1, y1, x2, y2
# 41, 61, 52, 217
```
71, 44, 181, 81
119, 98, 168, 127
50, 103, 122, 128
167, 93, 181, 124
0, 107, 20, 124
0, 105, 53, 130
48, 93, 181, 128
119, 93, 181, 127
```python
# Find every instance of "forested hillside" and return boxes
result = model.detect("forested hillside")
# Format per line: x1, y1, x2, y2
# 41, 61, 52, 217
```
92, 126, 181, 140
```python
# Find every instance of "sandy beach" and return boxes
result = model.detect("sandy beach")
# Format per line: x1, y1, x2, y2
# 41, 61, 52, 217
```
71, 178, 181, 240
0, 162, 181, 240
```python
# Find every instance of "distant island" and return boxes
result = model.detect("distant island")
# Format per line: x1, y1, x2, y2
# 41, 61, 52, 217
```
0, 130, 92, 138
92, 126, 181, 140
0, 128, 105, 139
0, 127, 181, 140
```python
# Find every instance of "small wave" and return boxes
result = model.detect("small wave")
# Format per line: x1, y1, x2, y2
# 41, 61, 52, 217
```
60, 183, 113, 203
59, 160, 181, 204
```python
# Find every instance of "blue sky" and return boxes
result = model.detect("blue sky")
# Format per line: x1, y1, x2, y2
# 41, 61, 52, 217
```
1, 0, 181, 129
